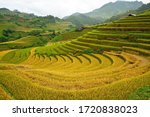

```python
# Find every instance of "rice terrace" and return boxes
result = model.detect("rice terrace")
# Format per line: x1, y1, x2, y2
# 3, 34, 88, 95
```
0, 1, 150, 100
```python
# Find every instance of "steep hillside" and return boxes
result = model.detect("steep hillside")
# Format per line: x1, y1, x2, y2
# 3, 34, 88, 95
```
106, 2, 150, 22
0, 8, 75, 49
64, 13, 101, 28
136, 2, 150, 13
86, 1, 143, 20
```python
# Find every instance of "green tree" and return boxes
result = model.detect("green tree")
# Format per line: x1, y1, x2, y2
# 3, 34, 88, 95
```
0, 36, 8, 42
2, 29, 14, 37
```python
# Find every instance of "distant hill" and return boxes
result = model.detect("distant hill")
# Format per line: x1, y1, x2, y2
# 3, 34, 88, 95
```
64, 1, 143, 27
85, 1, 143, 20
106, 2, 150, 23
136, 2, 150, 14
0, 8, 75, 29
0, 8, 75, 43
0, 8, 61, 26
63, 13, 101, 28
0, 8, 37, 19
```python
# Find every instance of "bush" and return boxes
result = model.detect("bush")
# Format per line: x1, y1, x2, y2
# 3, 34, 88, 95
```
51, 35, 63, 42
29, 30, 42, 36
2, 29, 15, 37
0, 35, 8, 42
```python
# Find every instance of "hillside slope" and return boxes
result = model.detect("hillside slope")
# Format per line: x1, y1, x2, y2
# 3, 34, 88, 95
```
0, 8, 75, 42
106, 2, 150, 22
86, 1, 143, 20
63, 13, 100, 28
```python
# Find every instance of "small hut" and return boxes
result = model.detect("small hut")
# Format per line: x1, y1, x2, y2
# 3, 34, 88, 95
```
128, 13, 136, 16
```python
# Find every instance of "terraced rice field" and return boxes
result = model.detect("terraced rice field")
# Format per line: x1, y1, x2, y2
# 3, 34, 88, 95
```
0, 11, 150, 100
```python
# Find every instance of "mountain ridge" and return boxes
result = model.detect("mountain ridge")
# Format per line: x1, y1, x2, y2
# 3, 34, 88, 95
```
63, 12, 102, 28
86, 1, 143, 19
64, 1, 143, 27
105, 2, 150, 23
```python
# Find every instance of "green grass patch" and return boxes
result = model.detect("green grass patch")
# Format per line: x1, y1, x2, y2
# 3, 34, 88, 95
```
1, 48, 31, 64
51, 35, 63, 42
128, 86, 150, 100
35, 43, 64, 56
0, 36, 49, 51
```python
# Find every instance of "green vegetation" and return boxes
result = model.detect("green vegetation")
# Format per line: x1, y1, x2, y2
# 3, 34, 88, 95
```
64, 13, 99, 28
1, 48, 31, 64
85, 1, 143, 20
0, 8, 75, 44
106, 3, 150, 23
58, 29, 90, 41
44, 22, 75, 33
51, 35, 63, 42
129, 86, 150, 100
0, 8, 77, 51
0, 36, 49, 51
